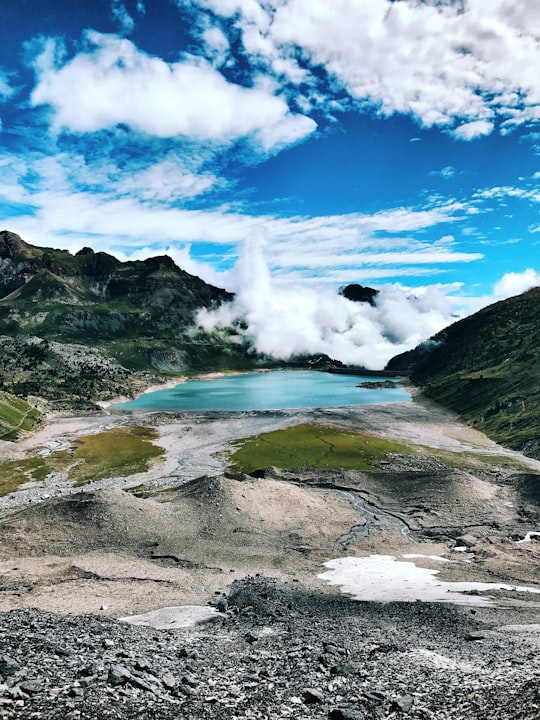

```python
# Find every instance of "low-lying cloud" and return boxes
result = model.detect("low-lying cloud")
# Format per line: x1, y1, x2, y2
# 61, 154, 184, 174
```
197, 231, 456, 369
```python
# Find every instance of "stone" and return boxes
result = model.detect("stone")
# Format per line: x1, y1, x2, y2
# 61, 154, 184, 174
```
330, 662, 360, 676
329, 708, 366, 720
79, 662, 98, 677
19, 680, 45, 694
161, 671, 176, 689
302, 688, 325, 704
181, 673, 199, 688
129, 675, 160, 694
134, 658, 151, 672
0, 655, 21, 677
107, 665, 131, 686
392, 695, 414, 713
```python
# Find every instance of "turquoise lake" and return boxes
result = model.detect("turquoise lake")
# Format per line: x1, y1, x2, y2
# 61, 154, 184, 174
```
116, 370, 411, 412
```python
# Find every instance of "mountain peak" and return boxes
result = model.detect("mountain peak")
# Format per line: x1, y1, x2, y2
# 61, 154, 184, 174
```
0, 230, 41, 261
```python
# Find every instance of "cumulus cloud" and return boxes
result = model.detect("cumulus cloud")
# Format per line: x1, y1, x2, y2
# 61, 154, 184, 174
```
201, 26, 231, 66
189, 0, 540, 136
454, 120, 494, 141
198, 230, 456, 368
493, 268, 540, 298
29, 32, 316, 149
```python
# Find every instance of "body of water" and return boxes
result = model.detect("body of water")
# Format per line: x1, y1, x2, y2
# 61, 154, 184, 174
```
116, 370, 411, 412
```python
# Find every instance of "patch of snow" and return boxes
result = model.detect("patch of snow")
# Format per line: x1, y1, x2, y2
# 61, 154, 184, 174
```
119, 605, 221, 629
516, 532, 540, 544
318, 555, 540, 606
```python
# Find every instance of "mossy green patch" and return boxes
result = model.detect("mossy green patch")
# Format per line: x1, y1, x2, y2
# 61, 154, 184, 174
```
228, 423, 415, 474
0, 457, 52, 496
0, 425, 165, 496
69, 426, 165, 485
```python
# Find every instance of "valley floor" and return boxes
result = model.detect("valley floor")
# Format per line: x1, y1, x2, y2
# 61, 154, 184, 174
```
0, 397, 539, 718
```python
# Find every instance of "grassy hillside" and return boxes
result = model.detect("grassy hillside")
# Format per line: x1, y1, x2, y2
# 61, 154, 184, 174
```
0, 391, 40, 441
387, 287, 540, 458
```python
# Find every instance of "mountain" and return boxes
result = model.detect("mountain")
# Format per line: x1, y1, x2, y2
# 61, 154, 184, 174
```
0, 231, 258, 408
387, 287, 540, 459
339, 283, 379, 305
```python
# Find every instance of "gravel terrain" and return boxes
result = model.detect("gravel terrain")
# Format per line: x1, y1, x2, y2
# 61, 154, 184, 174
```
0, 576, 539, 720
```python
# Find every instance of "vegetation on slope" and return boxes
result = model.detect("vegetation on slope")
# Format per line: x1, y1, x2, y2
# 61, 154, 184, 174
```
387, 287, 540, 458
0, 391, 40, 441
0, 230, 264, 410
0, 426, 164, 496
0, 230, 257, 369
228, 423, 414, 474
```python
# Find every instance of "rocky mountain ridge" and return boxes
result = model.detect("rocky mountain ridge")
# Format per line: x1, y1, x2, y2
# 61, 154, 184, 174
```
0, 231, 258, 412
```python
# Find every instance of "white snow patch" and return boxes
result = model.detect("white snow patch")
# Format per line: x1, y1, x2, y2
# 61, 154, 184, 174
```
119, 605, 221, 629
318, 555, 540, 607
516, 532, 540, 544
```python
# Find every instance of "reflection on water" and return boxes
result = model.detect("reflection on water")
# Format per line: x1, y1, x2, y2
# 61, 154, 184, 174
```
117, 370, 411, 412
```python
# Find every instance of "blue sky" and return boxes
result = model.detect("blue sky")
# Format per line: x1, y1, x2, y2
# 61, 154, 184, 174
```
0, 1, 539, 364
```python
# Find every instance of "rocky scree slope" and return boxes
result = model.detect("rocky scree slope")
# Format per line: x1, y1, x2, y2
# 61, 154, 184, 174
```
0, 576, 538, 720
387, 287, 540, 459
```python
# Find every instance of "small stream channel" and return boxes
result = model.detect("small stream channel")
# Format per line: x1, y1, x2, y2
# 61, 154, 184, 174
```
303, 485, 420, 548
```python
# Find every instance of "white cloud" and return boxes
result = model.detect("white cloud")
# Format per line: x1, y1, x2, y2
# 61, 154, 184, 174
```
111, 0, 135, 34
201, 25, 231, 66
115, 154, 218, 201
493, 268, 540, 298
453, 120, 494, 141
29, 32, 316, 150
430, 166, 456, 179
0, 70, 15, 101
475, 185, 540, 204
198, 230, 457, 367
191, 0, 540, 136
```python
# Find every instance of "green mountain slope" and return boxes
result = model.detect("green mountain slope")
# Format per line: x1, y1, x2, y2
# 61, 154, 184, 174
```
387, 287, 540, 458
0, 390, 40, 441
0, 230, 259, 409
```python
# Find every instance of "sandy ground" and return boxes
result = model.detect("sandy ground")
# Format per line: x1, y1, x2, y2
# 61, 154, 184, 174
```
0, 396, 539, 617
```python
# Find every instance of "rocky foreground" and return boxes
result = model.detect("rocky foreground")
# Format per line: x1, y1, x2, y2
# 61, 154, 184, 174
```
0, 575, 539, 720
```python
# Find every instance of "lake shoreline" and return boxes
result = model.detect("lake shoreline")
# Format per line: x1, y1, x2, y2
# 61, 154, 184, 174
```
114, 369, 411, 413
